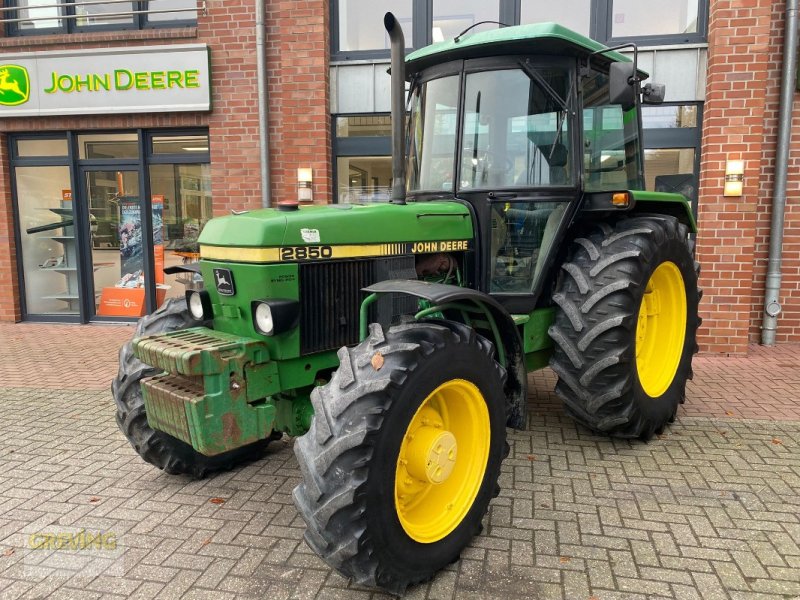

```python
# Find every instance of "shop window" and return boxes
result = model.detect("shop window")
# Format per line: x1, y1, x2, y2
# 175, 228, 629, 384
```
335, 0, 412, 54
13, 0, 63, 32
644, 148, 696, 199
603, 0, 706, 43
11, 128, 209, 322
16, 138, 69, 157
78, 133, 139, 160
74, 2, 135, 28
151, 133, 209, 155
87, 169, 148, 317
642, 104, 698, 129
336, 156, 392, 203
150, 163, 211, 304
519, 0, 591, 37
641, 103, 701, 210
3, 0, 198, 36
16, 166, 78, 315
336, 115, 392, 138
432, 0, 500, 43
146, 0, 197, 23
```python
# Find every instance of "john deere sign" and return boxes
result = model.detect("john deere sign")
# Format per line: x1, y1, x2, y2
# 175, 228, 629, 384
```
0, 44, 210, 117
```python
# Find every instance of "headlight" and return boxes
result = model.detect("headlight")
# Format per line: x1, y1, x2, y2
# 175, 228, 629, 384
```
251, 299, 300, 336
254, 302, 274, 335
186, 290, 212, 321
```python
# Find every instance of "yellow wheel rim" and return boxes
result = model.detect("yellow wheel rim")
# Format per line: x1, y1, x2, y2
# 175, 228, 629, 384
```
394, 379, 490, 544
635, 261, 687, 397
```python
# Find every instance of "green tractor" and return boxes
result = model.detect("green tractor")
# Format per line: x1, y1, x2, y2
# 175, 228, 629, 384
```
113, 13, 700, 594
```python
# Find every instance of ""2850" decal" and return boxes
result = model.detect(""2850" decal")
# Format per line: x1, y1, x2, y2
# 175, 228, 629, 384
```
280, 245, 334, 261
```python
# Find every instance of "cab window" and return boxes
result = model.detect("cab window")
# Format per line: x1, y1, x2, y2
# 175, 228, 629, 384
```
459, 67, 573, 190
582, 66, 644, 191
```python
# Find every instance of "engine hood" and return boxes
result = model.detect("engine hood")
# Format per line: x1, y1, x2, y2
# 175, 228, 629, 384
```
198, 202, 473, 248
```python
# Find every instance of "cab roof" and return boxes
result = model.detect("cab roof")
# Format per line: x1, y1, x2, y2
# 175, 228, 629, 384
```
405, 22, 638, 77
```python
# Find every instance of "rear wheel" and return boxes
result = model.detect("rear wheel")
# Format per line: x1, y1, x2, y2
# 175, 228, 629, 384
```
112, 298, 273, 478
293, 320, 507, 594
548, 216, 700, 439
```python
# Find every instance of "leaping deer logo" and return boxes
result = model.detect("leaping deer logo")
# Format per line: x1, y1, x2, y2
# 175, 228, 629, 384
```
216, 271, 230, 288
213, 268, 235, 295
0, 65, 30, 106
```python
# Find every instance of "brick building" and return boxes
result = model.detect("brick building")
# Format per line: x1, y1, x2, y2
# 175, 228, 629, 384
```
0, 0, 797, 355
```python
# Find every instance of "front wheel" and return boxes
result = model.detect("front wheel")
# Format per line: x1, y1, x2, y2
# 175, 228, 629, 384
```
548, 216, 700, 439
293, 320, 507, 594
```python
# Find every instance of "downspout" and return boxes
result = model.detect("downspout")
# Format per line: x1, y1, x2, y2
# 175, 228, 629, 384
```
384, 12, 407, 204
256, 0, 271, 207
761, 0, 798, 345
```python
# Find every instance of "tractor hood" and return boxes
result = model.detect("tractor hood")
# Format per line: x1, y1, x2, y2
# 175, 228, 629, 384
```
198, 202, 473, 249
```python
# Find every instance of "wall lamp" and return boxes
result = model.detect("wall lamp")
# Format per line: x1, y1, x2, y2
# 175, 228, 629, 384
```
297, 168, 313, 203
724, 159, 745, 197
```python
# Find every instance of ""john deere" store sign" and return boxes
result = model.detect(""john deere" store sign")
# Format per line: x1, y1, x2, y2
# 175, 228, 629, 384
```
0, 44, 210, 117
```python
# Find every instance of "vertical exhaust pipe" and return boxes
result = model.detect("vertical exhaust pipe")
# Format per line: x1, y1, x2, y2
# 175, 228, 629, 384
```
384, 12, 407, 204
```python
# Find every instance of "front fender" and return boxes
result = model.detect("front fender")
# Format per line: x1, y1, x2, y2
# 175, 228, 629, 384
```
362, 280, 527, 430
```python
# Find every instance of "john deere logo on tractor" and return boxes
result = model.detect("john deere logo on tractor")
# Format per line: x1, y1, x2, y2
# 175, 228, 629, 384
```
213, 268, 235, 296
0, 65, 30, 106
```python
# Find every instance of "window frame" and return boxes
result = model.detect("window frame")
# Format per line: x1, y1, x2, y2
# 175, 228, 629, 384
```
330, 0, 707, 62
9, 127, 209, 323
641, 101, 703, 217
3, 0, 197, 37
596, 0, 708, 45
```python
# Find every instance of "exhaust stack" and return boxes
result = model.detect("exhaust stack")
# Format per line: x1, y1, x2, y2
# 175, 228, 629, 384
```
384, 12, 407, 205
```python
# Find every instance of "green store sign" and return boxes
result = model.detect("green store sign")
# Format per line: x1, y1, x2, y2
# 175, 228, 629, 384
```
0, 45, 210, 117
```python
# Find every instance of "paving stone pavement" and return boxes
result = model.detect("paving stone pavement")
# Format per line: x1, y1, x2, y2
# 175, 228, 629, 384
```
1, 365, 799, 600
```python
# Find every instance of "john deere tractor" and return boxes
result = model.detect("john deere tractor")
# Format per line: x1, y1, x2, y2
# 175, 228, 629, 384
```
113, 13, 699, 594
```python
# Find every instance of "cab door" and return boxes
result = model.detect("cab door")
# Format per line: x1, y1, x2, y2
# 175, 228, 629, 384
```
455, 58, 580, 313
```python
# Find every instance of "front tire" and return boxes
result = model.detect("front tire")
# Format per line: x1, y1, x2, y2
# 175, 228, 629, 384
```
293, 320, 507, 594
548, 216, 700, 439
112, 297, 272, 478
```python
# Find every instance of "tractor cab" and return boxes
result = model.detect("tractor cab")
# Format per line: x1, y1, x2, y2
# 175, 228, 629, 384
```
393, 19, 666, 313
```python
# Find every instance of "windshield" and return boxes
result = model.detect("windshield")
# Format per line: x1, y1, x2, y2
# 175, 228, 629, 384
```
407, 64, 573, 194
407, 75, 460, 193
461, 67, 572, 189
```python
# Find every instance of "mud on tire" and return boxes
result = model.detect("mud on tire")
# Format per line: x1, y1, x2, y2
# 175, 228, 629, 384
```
548, 215, 701, 440
111, 297, 271, 478
292, 320, 508, 595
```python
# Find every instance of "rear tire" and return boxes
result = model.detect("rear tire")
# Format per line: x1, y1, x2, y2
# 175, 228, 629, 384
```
548, 216, 700, 439
112, 298, 273, 478
292, 320, 507, 594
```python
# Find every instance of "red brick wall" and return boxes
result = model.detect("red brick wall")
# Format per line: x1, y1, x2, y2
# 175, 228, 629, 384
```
748, 1, 800, 343
265, 0, 332, 205
696, 0, 774, 354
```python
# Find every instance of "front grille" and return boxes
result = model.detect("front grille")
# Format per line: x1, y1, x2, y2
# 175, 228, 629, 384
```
299, 257, 416, 354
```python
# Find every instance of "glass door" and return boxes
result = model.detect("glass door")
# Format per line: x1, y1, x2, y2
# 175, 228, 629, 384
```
82, 168, 148, 319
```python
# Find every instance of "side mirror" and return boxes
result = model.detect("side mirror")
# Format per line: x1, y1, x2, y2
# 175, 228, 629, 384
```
642, 82, 666, 104
609, 62, 636, 111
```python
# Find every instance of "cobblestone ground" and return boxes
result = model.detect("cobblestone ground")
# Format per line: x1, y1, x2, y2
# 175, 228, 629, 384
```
1, 367, 799, 599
